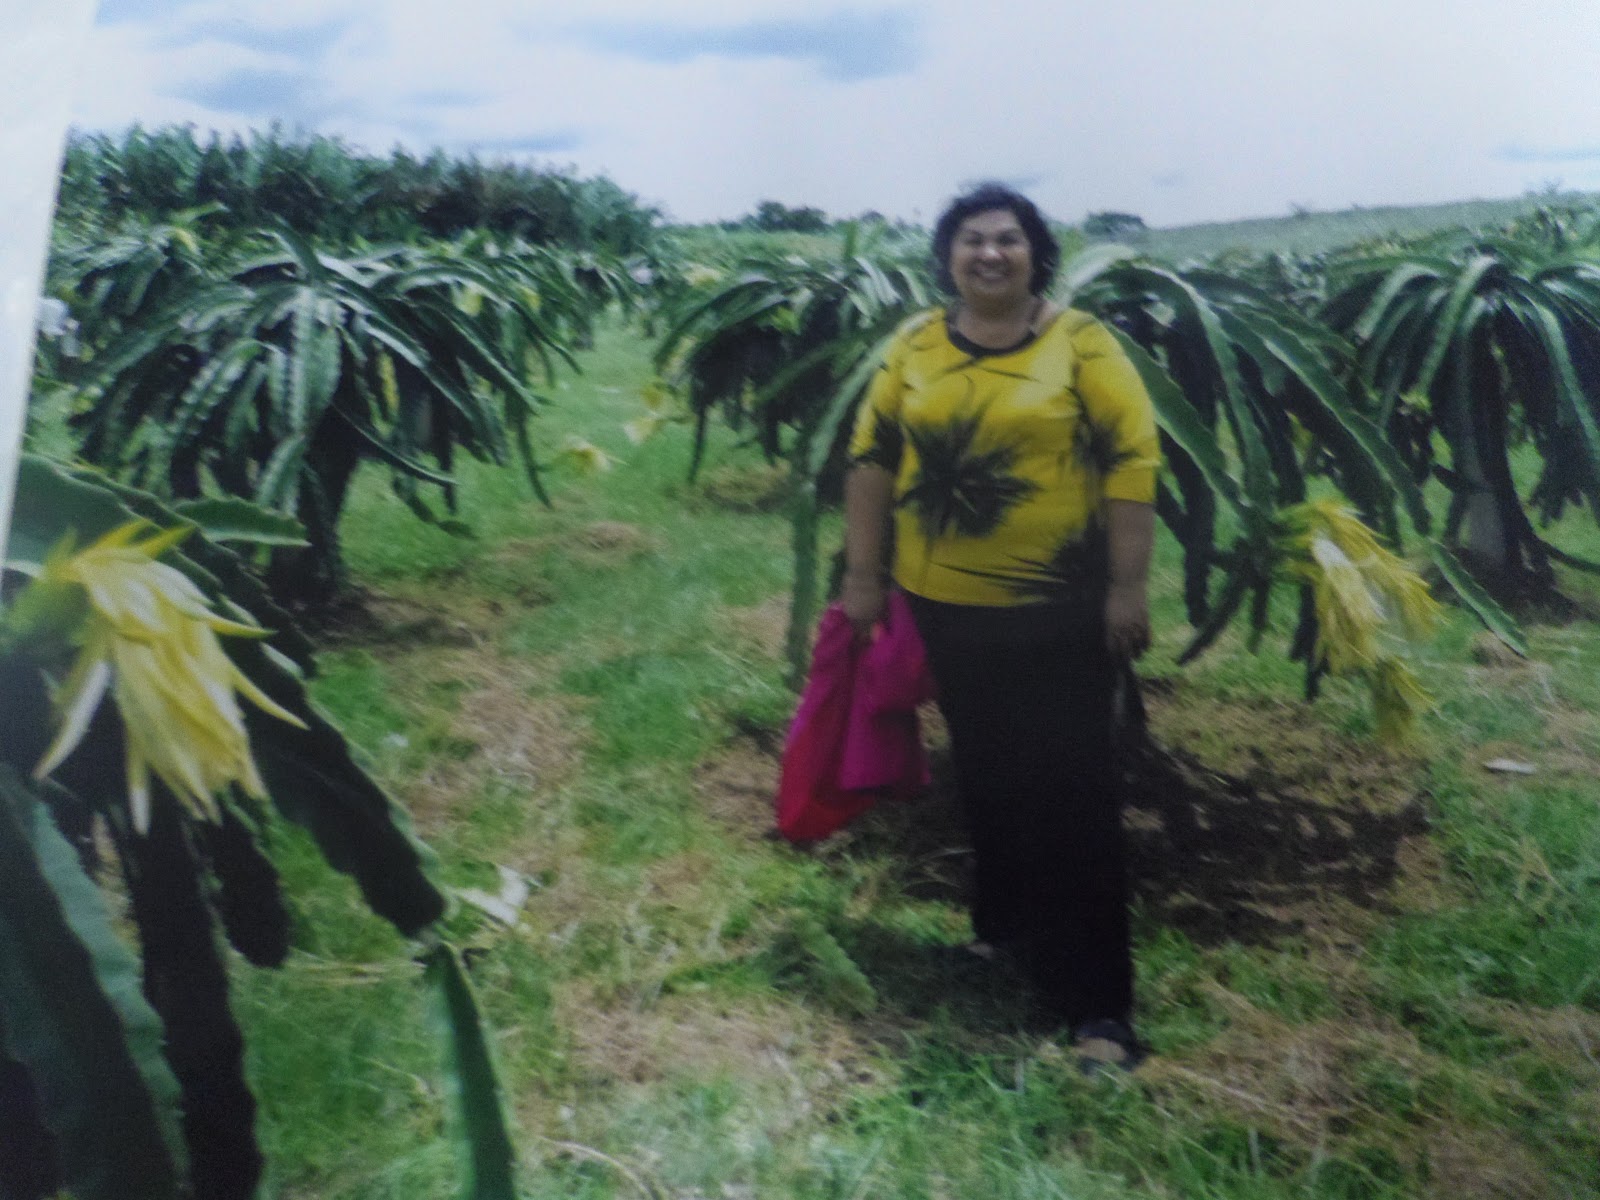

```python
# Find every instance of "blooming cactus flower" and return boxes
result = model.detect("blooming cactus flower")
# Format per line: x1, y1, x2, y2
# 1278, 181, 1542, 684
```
557, 435, 616, 473
29, 522, 306, 833
1277, 499, 1442, 740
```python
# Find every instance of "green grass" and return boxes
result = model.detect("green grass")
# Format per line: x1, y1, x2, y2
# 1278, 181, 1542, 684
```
234, 315, 1600, 1199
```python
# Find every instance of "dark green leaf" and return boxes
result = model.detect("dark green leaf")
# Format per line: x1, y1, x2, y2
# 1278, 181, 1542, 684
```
170, 339, 265, 452
112, 790, 261, 1200
1058, 243, 1140, 299
1231, 309, 1431, 536
0, 768, 184, 1200
1348, 261, 1437, 343
1426, 542, 1527, 657
1177, 559, 1255, 664
1413, 254, 1499, 398
236, 646, 446, 935
171, 498, 309, 546
421, 944, 518, 1200
331, 406, 459, 486
1514, 298, 1600, 523
1104, 328, 1244, 515
805, 324, 909, 480
256, 433, 308, 512
5, 457, 141, 570
199, 803, 290, 968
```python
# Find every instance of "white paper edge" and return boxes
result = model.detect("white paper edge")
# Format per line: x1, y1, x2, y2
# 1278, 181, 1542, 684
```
0, 1, 100, 578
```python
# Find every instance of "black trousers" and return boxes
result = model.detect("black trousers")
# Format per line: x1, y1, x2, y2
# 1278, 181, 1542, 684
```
906, 594, 1133, 1027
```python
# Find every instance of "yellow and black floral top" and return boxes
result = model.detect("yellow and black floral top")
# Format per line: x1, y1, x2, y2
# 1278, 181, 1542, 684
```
848, 306, 1160, 608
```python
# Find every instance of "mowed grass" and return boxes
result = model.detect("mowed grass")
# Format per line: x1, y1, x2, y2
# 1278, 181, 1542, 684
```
234, 316, 1600, 1199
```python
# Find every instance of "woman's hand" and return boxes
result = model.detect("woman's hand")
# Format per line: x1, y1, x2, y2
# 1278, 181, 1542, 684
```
1104, 581, 1151, 661
841, 569, 888, 641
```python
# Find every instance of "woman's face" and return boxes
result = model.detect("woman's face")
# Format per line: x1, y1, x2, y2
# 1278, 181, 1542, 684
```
948, 208, 1034, 310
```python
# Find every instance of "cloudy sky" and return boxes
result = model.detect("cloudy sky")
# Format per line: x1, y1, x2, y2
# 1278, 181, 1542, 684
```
74, 0, 1600, 229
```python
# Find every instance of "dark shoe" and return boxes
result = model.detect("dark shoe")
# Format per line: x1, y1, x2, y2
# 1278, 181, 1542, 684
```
1072, 1019, 1145, 1076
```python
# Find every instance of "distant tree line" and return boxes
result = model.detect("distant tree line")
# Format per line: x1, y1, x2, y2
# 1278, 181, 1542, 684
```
1083, 211, 1147, 240
710, 200, 934, 240
56, 124, 662, 255
725, 200, 832, 234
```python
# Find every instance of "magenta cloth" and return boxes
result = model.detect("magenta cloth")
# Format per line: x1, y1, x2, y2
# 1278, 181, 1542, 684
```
774, 591, 937, 842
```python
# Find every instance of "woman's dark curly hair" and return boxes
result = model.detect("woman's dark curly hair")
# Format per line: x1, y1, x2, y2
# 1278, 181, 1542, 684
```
931, 182, 1060, 297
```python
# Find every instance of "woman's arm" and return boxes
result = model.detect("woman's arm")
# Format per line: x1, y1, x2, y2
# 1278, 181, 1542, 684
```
1104, 497, 1155, 660
839, 315, 920, 638
1070, 316, 1160, 661
842, 464, 895, 639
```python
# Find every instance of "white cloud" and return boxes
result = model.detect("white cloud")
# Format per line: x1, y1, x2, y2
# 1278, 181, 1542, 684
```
74, 25, 304, 130
68, 0, 1600, 226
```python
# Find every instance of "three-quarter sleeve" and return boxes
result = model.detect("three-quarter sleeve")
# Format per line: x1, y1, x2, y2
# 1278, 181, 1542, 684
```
847, 333, 909, 473
1070, 317, 1161, 503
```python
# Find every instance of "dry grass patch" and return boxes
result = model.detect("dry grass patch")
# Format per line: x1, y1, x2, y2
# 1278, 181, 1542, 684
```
1471, 713, 1600, 782
1419, 1124, 1570, 1200
1145, 684, 1423, 816
1143, 982, 1571, 1194
523, 881, 591, 948
489, 521, 657, 573
1446, 636, 1600, 782
304, 583, 592, 845
1541, 702, 1600, 764
638, 850, 726, 907
311, 583, 506, 648
553, 979, 884, 1118
1386, 832, 1460, 915
693, 736, 780, 839
1124, 684, 1430, 944
383, 645, 588, 845
695, 462, 792, 513
1457, 662, 1558, 712
1469, 1000, 1600, 1070
1145, 986, 1424, 1144
1468, 630, 1532, 669
718, 594, 790, 661
570, 520, 657, 563
486, 536, 548, 564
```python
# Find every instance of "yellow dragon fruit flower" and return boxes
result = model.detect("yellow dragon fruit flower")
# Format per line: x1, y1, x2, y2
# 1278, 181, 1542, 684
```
1277, 500, 1442, 741
1369, 655, 1434, 742
623, 381, 675, 444
557, 435, 616, 474
622, 413, 669, 445
29, 522, 306, 833
1297, 499, 1440, 640
1303, 532, 1384, 674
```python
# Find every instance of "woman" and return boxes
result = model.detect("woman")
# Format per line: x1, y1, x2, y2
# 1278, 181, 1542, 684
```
841, 183, 1159, 1070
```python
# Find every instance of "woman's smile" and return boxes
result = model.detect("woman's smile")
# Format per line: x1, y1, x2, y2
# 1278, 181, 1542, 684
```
951, 209, 1033, 309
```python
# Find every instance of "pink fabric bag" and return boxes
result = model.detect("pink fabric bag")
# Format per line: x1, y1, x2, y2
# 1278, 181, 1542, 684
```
774, 591, 936, 842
